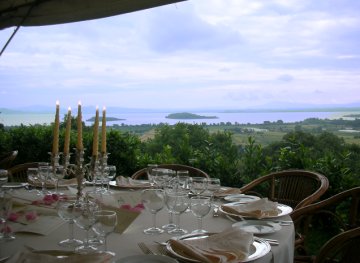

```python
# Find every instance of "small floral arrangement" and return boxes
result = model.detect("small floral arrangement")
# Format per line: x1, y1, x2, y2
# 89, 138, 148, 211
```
31, 194, 67, 206
7, 211, 38, 222
120, 203, 145, 212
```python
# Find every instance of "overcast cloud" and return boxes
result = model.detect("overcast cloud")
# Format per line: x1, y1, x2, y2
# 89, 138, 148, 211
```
1, 0, 360, 111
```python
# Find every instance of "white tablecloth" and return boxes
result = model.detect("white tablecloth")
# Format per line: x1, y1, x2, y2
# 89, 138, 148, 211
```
0, 187, 295, 263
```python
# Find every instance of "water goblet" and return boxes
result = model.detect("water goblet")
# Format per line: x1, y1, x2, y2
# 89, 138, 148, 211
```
0, 170, 8, 189
53, 165, 66, 195
92, 210, 117, 256
74, 199, 99, 254
162, 177, 182, 231
167, 192, 190, 236
56, 198, 83, 247
104, 165, 116, 194
26, 167, 41, 195
152, 168, 170, 188
0, 191, 16, 241
177, 170, 189, 190
141, 189, 165, 234
38, 164, 50, 195
190, 196, 211, 234
146, 164, 158, 186
189, 177, 208, 196
206, 178, 221, 198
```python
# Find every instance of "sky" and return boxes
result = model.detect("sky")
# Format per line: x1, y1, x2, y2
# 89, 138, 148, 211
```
1, 0, 360, 112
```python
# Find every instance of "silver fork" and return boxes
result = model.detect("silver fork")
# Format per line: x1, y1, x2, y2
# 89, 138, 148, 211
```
138, 242, 154, 255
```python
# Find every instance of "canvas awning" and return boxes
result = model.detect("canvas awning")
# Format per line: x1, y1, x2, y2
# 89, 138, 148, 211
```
0, 0, 187, 30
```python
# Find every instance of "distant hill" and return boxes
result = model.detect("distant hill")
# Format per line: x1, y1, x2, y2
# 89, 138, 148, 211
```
86, 117, 125, 122
166, 112, 218, 119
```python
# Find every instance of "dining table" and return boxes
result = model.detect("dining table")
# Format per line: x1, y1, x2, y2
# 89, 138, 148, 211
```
0, 183, 295, 263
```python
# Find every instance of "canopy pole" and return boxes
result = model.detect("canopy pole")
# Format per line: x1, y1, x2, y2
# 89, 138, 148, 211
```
0, 0, 39, 57
0, 25, 21, 57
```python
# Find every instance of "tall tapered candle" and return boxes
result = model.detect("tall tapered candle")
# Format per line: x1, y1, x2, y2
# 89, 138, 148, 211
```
92, 106, 99, 156
52, 100, 60, 155
76, 101, 83, 150
101, 106, 107, 154
63, 107, 71, 155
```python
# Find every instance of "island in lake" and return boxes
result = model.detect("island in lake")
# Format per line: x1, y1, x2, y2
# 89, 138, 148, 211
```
166, 112, 218, 119
86, 117, 125, 122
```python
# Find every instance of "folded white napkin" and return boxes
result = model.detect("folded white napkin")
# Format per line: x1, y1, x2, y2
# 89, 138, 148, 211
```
116, 176, 150, 188
169, 228, 254, 263
221, 198, 279, 219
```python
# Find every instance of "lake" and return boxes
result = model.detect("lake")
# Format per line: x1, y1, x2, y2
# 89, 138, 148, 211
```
0, 111, 357, 127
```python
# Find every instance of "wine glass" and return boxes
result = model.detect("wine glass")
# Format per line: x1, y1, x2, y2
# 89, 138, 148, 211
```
206, 178, 221, 198
189, 177, 208, 196
56, 198, 83, 247
38, 164, 50, 195
26, 167, 41, 195
0, 191, 15, 241
190, 196, 211, 234
177, 170, 190, 190
152, 168, 169, 188
74, 199, 99, 254
141, 189, 165, 235
146, 164, 158, 186
53, 165, 65, 195
92, 210, 117, 256
104, 165, 116, 194
0, 170, 8, 189
167, 191, 190, 236
162, 177, 182, 231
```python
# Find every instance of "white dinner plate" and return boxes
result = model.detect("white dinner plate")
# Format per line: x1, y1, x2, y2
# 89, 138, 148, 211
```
232, 220, 281, 234
224, 194, 261, 203
116, 255, 178, 263
1, 182, 28, 188
166, 233, 270, 263
219, 203, 293, 219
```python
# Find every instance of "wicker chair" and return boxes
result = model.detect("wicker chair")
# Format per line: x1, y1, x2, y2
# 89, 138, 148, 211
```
239, 169, 329, 210
0, 150, 18, 169
131, 164, 210, 180
291, 187, 360, 262
7, 162, 39, 182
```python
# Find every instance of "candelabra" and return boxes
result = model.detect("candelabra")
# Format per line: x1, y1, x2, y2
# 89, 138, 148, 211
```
75, 148, 85, 199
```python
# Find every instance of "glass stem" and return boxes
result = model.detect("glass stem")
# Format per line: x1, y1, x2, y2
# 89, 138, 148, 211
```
169, 212, 174, 224
104, 236, 108, 251
85, 229, 90, 247
152, 213, 157, 228
175, 214, 180, 230
68, 221, 74, 240
197, 217, 202, 230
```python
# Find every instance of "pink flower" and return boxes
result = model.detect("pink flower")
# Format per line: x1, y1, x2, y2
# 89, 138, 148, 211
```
120, 204, 132, 210
51, 194, 59, 201
134, 203, 145, 210
25, 211, 38, 221
8, 212, 20, 222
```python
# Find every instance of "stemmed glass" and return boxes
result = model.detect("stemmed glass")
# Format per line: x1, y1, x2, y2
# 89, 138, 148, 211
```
189, 177, 208, 196
177, 170, 190, 190
0, 191, 16, 241
167, 191, 190, 236
141, 189, 165, 235
190, 196, 211, 234
56, 198, 83, 247
103, 165, 116, 194
38, 163, 50, 195
74, 199, 99, 254
92, 210, 117, 256
27, 167, 41, 195
146, 164, 158, 186
53, 165, 65, 195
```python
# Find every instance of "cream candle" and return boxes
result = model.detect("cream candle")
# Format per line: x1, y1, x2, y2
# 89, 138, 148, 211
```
63, 107, 71, 155
76, 101, 83, 150
92, 106, 99, 156
52, 100, 60, 155
101, 106, 107, 154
